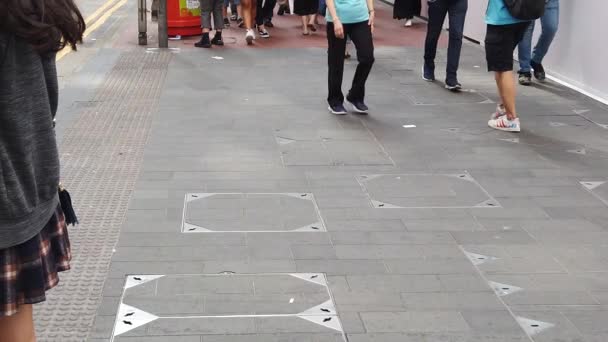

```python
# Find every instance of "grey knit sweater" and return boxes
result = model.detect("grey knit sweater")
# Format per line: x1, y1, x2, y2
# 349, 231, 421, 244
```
0, 32, 60, 249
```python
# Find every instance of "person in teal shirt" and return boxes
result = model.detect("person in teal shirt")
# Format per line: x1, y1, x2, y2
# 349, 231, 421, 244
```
325, 0, 375, 114
485, 0, 531, 133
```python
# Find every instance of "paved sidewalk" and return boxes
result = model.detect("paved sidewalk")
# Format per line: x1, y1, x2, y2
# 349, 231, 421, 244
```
40, 1, 608, 341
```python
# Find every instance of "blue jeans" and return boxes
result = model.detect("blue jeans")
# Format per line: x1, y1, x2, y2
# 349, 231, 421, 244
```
424, 0, 468, 83
518, 0, 559, 73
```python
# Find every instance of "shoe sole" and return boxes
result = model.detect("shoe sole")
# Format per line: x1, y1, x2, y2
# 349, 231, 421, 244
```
445, 85, 462, 91
328, 107, 347, 115
347, 100, 368, 114
246, 36, 253, 45
488, 123, 521, 133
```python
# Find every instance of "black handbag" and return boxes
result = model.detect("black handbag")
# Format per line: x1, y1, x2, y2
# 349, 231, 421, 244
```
503, 0, 546, 20
58, 184, 79, 226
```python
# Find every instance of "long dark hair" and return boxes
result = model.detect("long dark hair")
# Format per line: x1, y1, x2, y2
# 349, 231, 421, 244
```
0, 0, 86, 53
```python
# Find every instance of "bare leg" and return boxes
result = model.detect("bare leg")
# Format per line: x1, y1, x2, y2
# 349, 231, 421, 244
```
301, 16, 309, 34
242, 0, 255, 29
0, 305, 36, 342
494, 71, 518, 119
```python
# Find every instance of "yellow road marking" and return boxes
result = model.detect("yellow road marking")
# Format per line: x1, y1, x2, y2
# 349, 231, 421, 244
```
84, 0, 120, 25
56, 0, 128, 61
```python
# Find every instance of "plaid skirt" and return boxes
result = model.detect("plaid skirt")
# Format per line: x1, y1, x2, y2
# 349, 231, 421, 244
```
0, 205, 72, 317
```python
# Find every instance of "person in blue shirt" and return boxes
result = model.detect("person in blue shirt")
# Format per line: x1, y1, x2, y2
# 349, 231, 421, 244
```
325, 0, 375, 115
517, 0, 559, 85
485, 0, 530, 132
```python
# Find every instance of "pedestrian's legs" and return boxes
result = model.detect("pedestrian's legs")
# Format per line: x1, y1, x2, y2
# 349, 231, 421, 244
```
200, 0, 213, 33
495, 71, 518, 119
517, 21, 534, 73
0, 305, 36, 342
532, 0, 559, 64
241, 0, 256, 29
327, 22, 348, 106
263, 0, 277, 22
347, 21, 375, 102
445, 0, 467, 83
256, 0, 265, 26
423, 0, 449, 72
212, 0, 224, 32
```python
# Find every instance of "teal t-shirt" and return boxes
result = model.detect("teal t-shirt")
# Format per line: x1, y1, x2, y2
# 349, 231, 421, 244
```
486, 0, 526, 25
326, 0, 370, 24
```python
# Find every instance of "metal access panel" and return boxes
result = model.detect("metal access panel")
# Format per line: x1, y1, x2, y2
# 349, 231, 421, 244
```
110, 273, 346, 342
275, 128, 394, 167
182, 193, 326, 232
581, 180, 608, 206
358, 173, 500, 209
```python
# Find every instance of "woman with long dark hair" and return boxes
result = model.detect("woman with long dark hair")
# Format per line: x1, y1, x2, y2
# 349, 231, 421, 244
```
0, 0, 84, 341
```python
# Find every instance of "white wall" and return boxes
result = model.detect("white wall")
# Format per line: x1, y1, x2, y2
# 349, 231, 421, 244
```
454, 0, 608, 104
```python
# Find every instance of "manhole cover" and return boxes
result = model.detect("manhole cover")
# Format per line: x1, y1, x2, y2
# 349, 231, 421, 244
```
358, 173, 500, 209
111, 274, 345, 341
182, 193, 326, 232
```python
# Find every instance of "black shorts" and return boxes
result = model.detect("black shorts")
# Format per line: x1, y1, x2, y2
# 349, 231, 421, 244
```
485, 22, 530, 72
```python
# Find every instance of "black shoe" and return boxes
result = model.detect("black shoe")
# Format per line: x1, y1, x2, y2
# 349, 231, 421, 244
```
237, 18, 245, 28
265, 20, 274, 28
518, 72, 532, 86
422, 63, 435, 82
347, 98, 369, 114
530, 60, 546, 82
223, 18, 230, 28
277, 5, 287, 15
194, 34, 212, 48
211, 34, 224, 46
230, 14, 238, 21
445, 79, 462, 92
328, 104, 348, 115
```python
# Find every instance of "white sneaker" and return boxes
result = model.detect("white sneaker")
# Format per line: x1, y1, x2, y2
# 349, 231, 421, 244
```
405, 19, 413, 27
491, 104, 506, 120
488, 116, 521, 132
245, 29, 255, 45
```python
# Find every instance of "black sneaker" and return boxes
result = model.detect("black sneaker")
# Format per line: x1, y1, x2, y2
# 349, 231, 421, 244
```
194, 35, 212, 48
211, 34, 224, 46
277, 5, 287, 15
518, 72, 532, 86
223, 18, 230, 28
530, 60, 546, 82
422, 63, 435, 82
445, 80, 462, 92
328, 104, 348, 115
265, 20, 274, 28
230, 14, 238, 21
258, 29, 270, 38
237, 18, 245, 28
347, 98, 369, 114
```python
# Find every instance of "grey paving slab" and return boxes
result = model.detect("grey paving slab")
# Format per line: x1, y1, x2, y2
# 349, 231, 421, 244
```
65, 3, 608, 340
360, 311, 471, 333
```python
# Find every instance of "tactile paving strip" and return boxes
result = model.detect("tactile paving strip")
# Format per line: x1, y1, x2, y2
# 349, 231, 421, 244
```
34, 50, 171, 341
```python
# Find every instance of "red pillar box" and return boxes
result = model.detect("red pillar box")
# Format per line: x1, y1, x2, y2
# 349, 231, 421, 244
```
167, 0, 202, 36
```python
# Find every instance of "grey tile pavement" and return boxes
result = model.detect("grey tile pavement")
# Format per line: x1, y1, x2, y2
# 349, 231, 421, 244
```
64, 3, 608, 341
